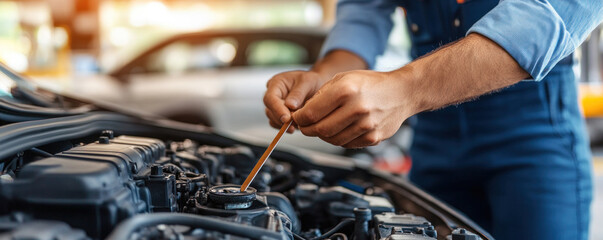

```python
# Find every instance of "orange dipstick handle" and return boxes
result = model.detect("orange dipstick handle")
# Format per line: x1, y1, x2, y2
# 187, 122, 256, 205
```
240, 119, 293, 192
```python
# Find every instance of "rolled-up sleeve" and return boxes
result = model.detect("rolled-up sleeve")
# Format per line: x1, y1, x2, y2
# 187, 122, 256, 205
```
468, 0, 603, 81
320, 0, 397, 69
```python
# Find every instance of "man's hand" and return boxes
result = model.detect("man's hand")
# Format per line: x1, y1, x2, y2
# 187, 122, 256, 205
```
292, 70, 413, 148
263, 50, 368, 133
264, 71, 326, 133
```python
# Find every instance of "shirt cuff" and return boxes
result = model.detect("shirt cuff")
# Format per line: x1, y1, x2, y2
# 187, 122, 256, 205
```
467, 0, 576, 81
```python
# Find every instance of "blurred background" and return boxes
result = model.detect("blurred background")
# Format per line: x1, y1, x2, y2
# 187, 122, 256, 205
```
0, 0, 602, 238
0, 0, 337, 75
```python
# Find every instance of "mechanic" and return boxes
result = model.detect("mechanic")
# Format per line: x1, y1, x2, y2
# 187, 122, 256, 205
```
263, 0, 603, 239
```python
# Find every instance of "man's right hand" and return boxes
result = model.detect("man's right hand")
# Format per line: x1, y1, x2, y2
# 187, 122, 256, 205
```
263, 70, 326, 133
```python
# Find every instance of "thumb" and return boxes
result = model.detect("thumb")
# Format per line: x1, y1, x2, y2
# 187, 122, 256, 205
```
285, 79, 317, 110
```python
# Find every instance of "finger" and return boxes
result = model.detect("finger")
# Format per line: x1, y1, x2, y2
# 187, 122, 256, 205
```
319, 117, 377, 146
319, 122, 367, 147
297, 102, 366, 138
264, 80, 292, 124
287, 125, 295, 134
267, 107, 297, 133
265, 108, 283, 129
265, 107, 278, 124
284, 74, 318, 110
268, 118, 281, 129
342, 131, 381, 148
292, 82, 355, 127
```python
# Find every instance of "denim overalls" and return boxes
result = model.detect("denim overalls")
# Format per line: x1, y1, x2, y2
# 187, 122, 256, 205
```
400, 0, 593, 239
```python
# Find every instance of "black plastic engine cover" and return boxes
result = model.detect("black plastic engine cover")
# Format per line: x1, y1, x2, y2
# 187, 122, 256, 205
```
0, 136, 165, 239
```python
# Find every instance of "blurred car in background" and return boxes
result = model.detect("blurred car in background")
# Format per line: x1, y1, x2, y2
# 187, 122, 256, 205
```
35, 27, 350, 153
109, 28, 325, 80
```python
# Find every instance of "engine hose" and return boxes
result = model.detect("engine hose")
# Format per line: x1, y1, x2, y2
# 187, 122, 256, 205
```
311, 218, 355, 240
293, 232, 307, 240
330, 233, 348, 240
106, 213, 285, 240
29, 147, 53, 157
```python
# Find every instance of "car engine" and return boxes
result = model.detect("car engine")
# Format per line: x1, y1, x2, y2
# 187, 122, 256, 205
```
0, 131, 481, 240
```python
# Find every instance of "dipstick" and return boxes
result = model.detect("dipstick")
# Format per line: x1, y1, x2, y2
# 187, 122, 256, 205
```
240, 119, 293, 192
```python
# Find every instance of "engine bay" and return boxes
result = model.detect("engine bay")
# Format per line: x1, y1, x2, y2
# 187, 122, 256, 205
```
0, 131, 481, 240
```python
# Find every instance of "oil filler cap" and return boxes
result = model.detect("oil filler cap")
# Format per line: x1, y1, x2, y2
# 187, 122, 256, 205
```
207, 184, 256, 210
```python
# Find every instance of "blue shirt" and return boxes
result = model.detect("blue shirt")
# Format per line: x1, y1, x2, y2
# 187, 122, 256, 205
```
320, 0, 603, 81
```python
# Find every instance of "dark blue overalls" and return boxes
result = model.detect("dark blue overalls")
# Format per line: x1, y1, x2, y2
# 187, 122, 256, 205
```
400, 0, 593, 239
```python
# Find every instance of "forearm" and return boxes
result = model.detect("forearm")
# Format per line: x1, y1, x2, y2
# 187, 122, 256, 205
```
311, 50, 368, 84
396, 33, 530, 114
